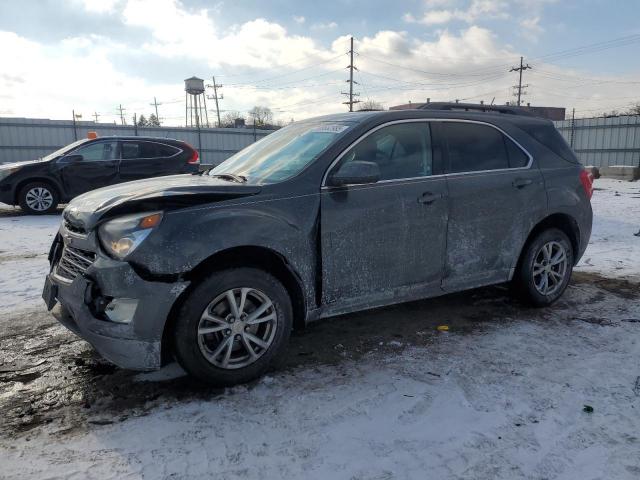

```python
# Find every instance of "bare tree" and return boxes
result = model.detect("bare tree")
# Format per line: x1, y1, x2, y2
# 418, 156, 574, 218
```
248, 106, 273, 126
221, 111, 244, 127
627, 103, 640, 115
358, 99, 384, 111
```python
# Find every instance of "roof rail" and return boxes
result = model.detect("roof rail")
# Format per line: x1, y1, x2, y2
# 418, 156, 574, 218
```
417, 102, 536, 117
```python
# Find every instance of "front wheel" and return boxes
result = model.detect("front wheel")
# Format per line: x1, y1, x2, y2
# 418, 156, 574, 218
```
512, 228, 574, 307
18, 182, 59, 214
174, 268, 293, 386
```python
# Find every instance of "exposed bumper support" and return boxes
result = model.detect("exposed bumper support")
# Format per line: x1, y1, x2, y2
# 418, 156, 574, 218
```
48, 256, 189, 371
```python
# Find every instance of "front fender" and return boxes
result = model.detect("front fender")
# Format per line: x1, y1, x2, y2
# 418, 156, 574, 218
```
128, 193, 320, 291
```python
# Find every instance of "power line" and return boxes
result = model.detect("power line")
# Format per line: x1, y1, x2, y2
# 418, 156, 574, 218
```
92, 112, 100, 123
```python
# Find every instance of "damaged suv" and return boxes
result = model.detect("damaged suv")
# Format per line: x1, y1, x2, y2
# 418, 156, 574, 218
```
44, 103, 593, 385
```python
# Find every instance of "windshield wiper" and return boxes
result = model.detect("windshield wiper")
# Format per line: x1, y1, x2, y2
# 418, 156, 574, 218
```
208, 173, 247, 183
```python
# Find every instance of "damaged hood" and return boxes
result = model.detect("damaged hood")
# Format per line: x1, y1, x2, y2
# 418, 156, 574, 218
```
64, 174, 262, 229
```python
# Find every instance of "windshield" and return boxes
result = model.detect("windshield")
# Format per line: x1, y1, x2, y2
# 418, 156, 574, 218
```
208, 121, 352, 184
40, 138, 87, 161
41, 139, 89, 161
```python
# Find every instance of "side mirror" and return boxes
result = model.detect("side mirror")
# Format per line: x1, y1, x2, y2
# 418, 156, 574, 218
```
328, 161, 380, 187
63, 154, 84, 163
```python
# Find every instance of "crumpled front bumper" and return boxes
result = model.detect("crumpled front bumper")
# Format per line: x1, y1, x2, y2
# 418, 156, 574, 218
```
47, 232, 189, 371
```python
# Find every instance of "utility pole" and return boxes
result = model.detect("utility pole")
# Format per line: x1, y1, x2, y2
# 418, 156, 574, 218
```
150, 97, 162, 125
207, 76, 223, 127
72, 110, 78, 141
510, 56, 532, 107
342, 36, 360, 112
93, 112, 100, 123
570, 108, 576, 148
117, 104, 126, 125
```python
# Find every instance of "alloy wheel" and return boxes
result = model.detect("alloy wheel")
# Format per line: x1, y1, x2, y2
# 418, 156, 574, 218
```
25, 187, 54, 211
197, 287, 278, 369
532, 241, 568, 296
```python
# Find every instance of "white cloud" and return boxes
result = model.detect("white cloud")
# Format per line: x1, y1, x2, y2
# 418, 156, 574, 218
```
311, 21, 338, 30
76, 0, 122, 14
404, 0, 510, 25
0, 0, 637, 124
520, 15, 543, 42
293, 15, 305, 24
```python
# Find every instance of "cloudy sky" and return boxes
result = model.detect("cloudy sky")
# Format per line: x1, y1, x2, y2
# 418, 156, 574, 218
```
1, 0, 639, 125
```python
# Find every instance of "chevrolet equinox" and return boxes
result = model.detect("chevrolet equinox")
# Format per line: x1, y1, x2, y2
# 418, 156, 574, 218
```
43, 104, 594, 385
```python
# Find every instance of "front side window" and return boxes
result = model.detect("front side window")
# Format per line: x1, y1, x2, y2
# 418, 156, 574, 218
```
208, 121, 353, 184
73, 141, 118, 162
441, 122, 527, 173
339, 122, 433, 181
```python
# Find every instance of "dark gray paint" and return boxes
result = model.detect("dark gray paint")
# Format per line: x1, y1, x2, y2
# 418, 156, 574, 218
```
45, 109, 593, 370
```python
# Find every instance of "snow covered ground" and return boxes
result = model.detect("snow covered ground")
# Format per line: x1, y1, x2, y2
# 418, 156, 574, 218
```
0, 178, 639, 479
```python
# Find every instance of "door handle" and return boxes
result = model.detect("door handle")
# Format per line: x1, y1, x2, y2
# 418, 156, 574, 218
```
512, 178, 533, 189
418, 191, 442, 205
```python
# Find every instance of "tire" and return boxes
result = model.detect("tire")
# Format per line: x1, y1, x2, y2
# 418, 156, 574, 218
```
174, 268, 293, 386
18, 182, 59, 214
512, 228, 574, 307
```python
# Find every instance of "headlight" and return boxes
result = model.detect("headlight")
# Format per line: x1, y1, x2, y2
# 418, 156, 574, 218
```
98, 211, 163, 260
0, 167, 20, 181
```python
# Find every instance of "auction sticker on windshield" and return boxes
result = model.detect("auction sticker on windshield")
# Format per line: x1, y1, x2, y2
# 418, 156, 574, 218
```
311, 124, 350, 134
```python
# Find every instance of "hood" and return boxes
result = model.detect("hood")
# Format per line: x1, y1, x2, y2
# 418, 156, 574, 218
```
0, 159, 46, 170
64, 174, 262, 230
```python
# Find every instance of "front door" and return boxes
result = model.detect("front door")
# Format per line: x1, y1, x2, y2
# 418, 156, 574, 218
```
59, 140, 119, 197
437, 121, 547, 291
320, 121, 448, 312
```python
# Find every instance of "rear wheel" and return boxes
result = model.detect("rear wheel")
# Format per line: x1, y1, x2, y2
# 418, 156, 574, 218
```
513, 228, 574, 307
18, 182, 59, 214
174, 268, 292, 386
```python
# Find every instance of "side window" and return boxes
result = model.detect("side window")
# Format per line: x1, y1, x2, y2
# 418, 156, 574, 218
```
138, 142, 158, 158
441, 123, 509, 173
121, 142, 140, 160
340, 123, 433, 181
504, 137, 529, 168
73, 141, 117, 161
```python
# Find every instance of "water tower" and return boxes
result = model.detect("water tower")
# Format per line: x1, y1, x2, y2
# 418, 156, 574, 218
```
184, 76, 209, 128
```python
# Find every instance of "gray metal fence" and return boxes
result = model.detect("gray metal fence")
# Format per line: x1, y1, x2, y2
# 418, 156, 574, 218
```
3, 115, 639, 169
0, 117, 272, 166
554, 115, 640, 167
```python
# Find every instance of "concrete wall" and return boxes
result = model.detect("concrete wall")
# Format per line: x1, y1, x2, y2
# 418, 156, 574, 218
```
554, 115, 640, 168
0, 117, 272, 166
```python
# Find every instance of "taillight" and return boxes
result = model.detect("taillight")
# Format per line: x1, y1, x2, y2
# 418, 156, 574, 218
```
579, 169, 593, 200
187, 148, 199, 164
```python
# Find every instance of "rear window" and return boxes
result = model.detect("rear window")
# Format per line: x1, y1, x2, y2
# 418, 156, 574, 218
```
442, 122, 509, 173
121, 141, 179, 159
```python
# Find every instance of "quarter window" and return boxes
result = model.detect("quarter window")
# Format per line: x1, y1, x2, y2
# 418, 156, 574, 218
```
340, 122, 433, 181
73, 141, 117, 162
504, 136, 529, 168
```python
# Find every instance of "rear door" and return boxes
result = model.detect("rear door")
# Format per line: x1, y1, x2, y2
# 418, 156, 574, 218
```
437, 121, 546, 291
320, 121, 449, 310
59, 140, 119, 197
118, 140, 182, 183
